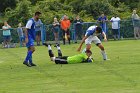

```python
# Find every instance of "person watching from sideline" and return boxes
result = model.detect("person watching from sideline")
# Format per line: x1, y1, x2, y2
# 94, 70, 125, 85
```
52, 17, 60, 44
60, 15, 71, 45
2, 21, 11, 48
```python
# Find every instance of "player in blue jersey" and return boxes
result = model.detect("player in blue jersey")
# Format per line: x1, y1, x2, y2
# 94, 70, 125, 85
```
23, 12, 41, 67
77, 26, 109, 60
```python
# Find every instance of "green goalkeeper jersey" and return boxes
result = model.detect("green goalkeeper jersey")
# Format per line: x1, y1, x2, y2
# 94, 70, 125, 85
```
67, 53, 88, 64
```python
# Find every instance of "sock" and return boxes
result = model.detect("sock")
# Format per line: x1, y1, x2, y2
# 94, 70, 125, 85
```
56, 46, 60, 50
48, 50, 54, 57
101, 50, 107, 60
51, 57, 56, 61
24, 50, 32, 63
56, 46, 62, 57
58, 50, 62, 57
48, 45, 52, 50
82, 48, 86, 53
29, 54, 32, 64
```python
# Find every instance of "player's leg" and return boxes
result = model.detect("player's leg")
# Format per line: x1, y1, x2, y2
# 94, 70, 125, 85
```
55, 58, 68, 64
55, 43, 62, 57
28, 46, 36, 66
23, 47, 32, 67
93, 36, 108, 60
43, 43, 56, 61
23, 39, 36, 67
82, 36, 92, 53
97, 43, 108, 60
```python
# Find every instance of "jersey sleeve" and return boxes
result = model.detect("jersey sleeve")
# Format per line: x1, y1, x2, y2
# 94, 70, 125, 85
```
85, 30, 92, 37
26, 20, 33, 29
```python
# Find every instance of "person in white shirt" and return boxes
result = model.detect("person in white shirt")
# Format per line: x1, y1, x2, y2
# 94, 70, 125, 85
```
131, 10, 140, 39
110, 15, 121, 40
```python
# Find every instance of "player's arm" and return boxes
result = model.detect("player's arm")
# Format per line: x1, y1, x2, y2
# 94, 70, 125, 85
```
102, 32, 107, 42
77, 36, 88, 51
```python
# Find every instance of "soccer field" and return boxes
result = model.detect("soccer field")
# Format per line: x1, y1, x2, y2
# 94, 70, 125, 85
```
0, 40, 140, 93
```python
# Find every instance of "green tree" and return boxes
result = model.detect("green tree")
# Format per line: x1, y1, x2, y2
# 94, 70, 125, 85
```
5, 0, 32, 26
0, 0, 17, 13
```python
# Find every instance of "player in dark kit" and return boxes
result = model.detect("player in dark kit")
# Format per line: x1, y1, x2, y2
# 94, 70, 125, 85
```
23, 12, 41, 67
43, 43, 93, 64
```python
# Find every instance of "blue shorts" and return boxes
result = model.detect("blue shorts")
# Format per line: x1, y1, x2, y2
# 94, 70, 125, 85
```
3, 35, 11, 41
26, 38, 34, 48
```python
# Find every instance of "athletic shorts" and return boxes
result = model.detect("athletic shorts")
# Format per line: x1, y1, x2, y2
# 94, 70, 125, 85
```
3, 35, 11, 41
85, 36, 101, 45
36, 31, 41, 36
26, 38, 34, 48
112, 29, 119, 35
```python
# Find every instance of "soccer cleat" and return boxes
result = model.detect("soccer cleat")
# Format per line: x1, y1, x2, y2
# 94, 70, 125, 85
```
104, 59, 110, 61
43, 43, 51, 47
23, 61, 32, 67
30, 63, 37, 66
54, 43, 60, 47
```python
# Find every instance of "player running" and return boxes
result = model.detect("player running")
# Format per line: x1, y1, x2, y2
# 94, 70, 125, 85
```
23, 12, 41, 67
77, 25, 109, 60
43, 43, 93, 64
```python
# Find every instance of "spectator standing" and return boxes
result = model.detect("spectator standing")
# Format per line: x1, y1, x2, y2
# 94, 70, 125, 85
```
132, 9, 140, 39
110, 15, 121, 40
35, 18, 42, 46
60, 15, 71, 45
2, 21, 11, 48
98, 13, 108, 34
52, 18, 60, 44
17, 23, 25, 47
73, 15, 83, 43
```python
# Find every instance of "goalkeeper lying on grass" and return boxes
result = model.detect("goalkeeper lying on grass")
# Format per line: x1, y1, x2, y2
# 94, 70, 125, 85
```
43, 43, 93, 64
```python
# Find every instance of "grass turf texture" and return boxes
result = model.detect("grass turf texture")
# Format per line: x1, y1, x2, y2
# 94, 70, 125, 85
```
0, 40, 140, 93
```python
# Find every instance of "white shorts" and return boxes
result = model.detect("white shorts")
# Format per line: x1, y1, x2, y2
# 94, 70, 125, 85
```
85, 36, 101, 45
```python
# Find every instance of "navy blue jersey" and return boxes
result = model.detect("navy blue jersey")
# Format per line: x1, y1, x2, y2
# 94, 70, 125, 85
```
85, 26, 103, 37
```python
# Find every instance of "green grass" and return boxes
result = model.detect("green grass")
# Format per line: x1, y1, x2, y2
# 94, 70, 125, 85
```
0, 40, 140, 93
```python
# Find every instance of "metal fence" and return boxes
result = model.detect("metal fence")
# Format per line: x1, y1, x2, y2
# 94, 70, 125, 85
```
0, 19, 139, 47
